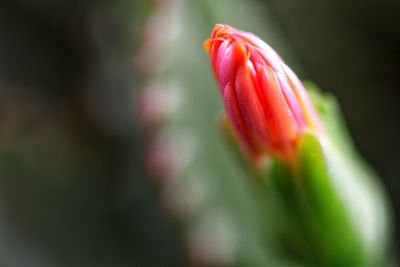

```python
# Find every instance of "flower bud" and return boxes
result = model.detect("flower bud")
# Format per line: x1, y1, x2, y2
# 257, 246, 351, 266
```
204, 24, 320, 161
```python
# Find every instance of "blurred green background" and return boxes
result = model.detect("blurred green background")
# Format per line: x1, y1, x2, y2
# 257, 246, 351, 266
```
0, 0, 399, 266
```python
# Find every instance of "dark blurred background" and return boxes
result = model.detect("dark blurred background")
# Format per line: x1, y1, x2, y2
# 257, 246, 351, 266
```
0, 0, 399, 266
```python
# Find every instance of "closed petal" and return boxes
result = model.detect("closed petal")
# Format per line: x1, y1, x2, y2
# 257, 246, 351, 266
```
223, 83, 258, 156
235, 64, 268, 152
283, 64, 320, 131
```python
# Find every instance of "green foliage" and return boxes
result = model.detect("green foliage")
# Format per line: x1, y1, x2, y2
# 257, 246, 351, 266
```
260, 85, 392, 266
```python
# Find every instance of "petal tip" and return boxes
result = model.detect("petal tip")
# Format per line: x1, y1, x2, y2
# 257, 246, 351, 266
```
203, 39, 211, 54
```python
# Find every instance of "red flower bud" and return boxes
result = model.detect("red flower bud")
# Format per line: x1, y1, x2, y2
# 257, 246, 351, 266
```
204, 24, 320, 161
